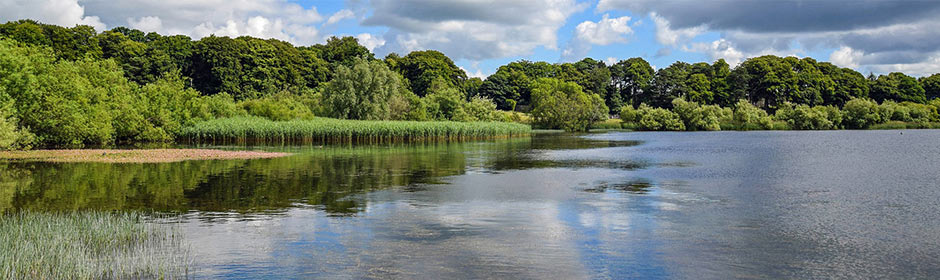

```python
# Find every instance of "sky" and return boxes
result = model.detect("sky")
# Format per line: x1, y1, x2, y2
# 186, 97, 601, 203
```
3, 0, 940, 78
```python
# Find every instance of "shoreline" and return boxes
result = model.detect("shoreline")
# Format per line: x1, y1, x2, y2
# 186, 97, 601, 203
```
0, 149, 291, 163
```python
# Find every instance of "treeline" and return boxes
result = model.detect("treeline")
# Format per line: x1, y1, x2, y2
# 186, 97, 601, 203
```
617, 98, 940, 131
2, 20, 940, 149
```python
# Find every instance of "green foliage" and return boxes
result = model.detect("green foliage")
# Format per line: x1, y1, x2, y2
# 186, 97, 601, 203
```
530, 78, 608, 132
635, 104, 685, 131
190, 36, 324, 99
732, 99, 774, 130
609, 57, 654, 109
0, 105, 33, 150
454, 97, 501, 122
310, 36, 374, 67
240, 92, 315, 122
920, 73, 940, 101
671, 98, 732, 131
871, 72, 926, 104
323, 57, 401, 120
774, 103, 843, 130
0, 20, 102, 60
842, 98, 881, 129
181, 116, 531, 143
386, 50, 467, 97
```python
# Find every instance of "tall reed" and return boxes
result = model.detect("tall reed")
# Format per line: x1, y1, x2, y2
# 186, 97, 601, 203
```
180, 116, 532, 144
0, 211, 192, 279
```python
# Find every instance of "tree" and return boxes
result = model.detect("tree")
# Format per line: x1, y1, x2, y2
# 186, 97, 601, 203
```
870, 72, 926, 103
323, 57, 401, 120
530, 78, 608, 132
649, 62, 692, 107
817, 62, 869, 106
609, 57, 654, 109
310, 36, 373, 67
920, 73, 940, 101
190, 36, 320, 99
387, 50, 467, 97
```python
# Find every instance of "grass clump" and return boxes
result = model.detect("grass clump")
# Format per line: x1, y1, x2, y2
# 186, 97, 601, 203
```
180, 116, 532, 144
0, 211, 191, 279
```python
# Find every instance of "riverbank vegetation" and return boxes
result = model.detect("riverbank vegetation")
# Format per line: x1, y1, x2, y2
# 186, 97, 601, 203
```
0, 211, 190, 279
2, 19, 940, 149
614, 97, 940, 131
181, 116, 531, 143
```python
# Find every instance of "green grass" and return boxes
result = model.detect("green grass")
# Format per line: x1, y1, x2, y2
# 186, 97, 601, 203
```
0, 211, 191, 279
180, 116, 532, 144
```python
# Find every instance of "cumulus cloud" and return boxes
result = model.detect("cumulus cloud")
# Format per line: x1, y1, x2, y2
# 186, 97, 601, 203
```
326, 9, 355, 26
363, 0, 587, 60
600, 0, 940, 74
0, 0, 106, 31
355, 33, 385, 51
650, 13, 703, 47
48, 0, 328, 45
562, 14, 633, 61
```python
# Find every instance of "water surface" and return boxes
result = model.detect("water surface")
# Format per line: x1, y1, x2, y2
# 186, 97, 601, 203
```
3, 130, 939, 279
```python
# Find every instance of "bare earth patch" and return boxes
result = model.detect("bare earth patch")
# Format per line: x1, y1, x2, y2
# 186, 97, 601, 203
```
0, 149, 290, 163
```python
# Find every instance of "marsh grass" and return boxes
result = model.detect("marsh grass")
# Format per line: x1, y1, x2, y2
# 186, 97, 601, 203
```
180, 116, 531, 144
0, 211, 192, 279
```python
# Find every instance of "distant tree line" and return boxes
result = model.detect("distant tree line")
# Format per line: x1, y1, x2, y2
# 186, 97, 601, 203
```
2, 19, 940, 148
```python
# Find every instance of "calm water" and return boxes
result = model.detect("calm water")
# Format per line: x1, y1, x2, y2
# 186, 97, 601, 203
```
3, 130, 940, 279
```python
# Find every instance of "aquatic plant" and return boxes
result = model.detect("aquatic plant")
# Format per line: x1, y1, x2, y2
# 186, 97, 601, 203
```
180, 116, 531, 144
0, 211, 191, 279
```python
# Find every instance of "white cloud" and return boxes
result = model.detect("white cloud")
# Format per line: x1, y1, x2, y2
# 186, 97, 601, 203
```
70, 0, 326, 45
605, 57, 619, 65
0, 0, 106, 31
575, 14, 632, 45
355, 33, 385, 51
562, 14, 633, 61
365, 0, 588, 61
829, 46, 864, 69
127, 16, 161, 33
326, 9, 354, 25
651, 12, 704, 47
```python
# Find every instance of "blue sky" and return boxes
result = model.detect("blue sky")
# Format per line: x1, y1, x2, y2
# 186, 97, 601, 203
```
3, 0, 940, 77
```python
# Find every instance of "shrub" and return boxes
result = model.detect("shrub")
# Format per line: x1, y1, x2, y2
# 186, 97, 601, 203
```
239, 92, 315, 121
454, 96, 501, 122
671, 98, 732, 131
530, 78, 608, 132
842, 98, 882, 129
774, 103, 842, 130
635, 104, 685, 131
0, 105, 34, 150
323, 57, 400, 120
732, 99, 773, 130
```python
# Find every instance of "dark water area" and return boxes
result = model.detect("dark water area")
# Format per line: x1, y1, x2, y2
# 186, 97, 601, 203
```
2, 130, 940, 279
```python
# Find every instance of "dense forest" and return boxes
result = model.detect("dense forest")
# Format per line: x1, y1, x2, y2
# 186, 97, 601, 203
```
1, 20, 940, 149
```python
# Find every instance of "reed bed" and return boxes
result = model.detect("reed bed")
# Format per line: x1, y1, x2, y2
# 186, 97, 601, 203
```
180, 116, 532, 144
0, 211, 192, 279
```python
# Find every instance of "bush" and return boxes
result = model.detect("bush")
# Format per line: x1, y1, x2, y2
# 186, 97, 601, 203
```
635, 104, 685, 131
671, 98, 732, 131
454, 96, 501, 122
774, 103, 842, 130
0, 105, 34, 150
323, 57, 400, 120
239, 92, 315, 122
842, 98, 882, 129
732, 99, 774, 130
530, 78, 608, 132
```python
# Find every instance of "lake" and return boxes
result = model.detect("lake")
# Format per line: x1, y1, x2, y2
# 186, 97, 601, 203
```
2, 130, 939, 279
